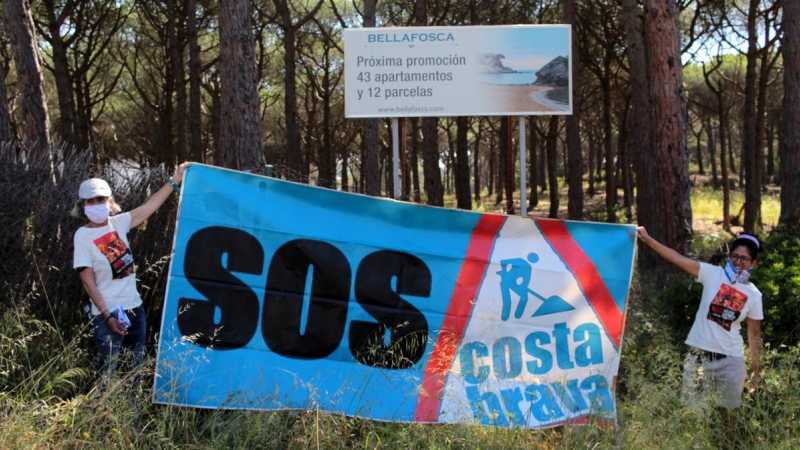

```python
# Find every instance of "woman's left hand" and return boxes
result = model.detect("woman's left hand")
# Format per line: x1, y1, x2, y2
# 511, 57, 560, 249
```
172, 162, 191, 184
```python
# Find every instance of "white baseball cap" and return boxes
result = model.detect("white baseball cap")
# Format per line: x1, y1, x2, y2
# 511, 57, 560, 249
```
78, 178, 112, 199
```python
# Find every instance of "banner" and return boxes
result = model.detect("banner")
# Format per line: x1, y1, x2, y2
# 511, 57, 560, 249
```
155, 164, 636, 428
344, 25, 572, 117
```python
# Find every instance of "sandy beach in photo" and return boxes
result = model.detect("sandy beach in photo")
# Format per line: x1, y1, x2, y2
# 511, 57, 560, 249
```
484, 84, 569, 113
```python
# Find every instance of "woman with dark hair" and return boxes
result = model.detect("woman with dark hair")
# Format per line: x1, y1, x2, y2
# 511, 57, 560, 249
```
72, 163, 189, 382
637, 228, 763, 409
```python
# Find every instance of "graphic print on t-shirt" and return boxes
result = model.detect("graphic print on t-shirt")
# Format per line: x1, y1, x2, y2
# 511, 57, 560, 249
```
707, 283, 748, 331
93, 231, 135, 279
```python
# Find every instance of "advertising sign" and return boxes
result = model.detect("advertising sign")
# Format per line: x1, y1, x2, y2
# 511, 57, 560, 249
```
344, 25, 572, 118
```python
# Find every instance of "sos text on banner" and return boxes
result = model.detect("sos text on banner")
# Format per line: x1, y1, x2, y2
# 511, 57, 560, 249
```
154, 164, 636, 429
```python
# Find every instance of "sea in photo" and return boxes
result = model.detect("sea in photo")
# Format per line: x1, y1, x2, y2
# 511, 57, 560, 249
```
544, 87, 569, 106
478, 71, 539, 86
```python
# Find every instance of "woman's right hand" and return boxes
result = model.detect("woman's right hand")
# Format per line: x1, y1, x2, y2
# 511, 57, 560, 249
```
106, 316, 127, 335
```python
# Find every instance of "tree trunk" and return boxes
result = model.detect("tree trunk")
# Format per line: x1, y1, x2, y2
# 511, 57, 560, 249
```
719, 102, 731, 229
705, 118, 719, 189
487, 132, 494, 197
412, 0, 441, 205
728, 124, 737, 176
411, 117, 421, 203
0, 61, 13, 142
421, 117, 443, 206
546, 116, 559, 218
444, 126, 453, 194
495, 123, 504, 206
587, 129, 596, 196
455, 117, 471, 209
755, 21, 776, 192
341, 142, 350, 189
361, 0, 380, 195
303, 85, 318, 182
473, 121, 482, 202
219, 0, 264, 170
276, 5, 301, 179
401, 118, 409, 198
623, 0, 656, 267
528, 116, 538, 209
209, 80, 222, 165
168, 0, 187, 163
642, 0, 692, 273
159, 52, 175, 166
383, 136, 392, 194
537, 127, 546, 193
4, 0, 51, 155
602, 74, 616, 222
695, 126, 705, 175
502, 116, 514, 214
766, 117, 775, 179
317, 45, 336, 189
619, 107, 633, 216
188, 0, 204, 162
742, 0, 762, 231
781, 0, 800, 225
704, 65, 731, 228
42, 0, 77, 150
564, 0, 583, 220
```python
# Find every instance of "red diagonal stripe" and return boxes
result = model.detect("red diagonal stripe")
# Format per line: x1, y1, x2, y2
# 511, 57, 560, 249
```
535, 219, 623, 348
414, 214, 506, 422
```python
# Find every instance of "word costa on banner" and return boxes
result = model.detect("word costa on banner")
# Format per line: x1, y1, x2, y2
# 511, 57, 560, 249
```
459, 322, 606, 383
176, 226, 431, 369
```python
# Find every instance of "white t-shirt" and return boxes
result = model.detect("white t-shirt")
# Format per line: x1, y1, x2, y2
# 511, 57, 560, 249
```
685, 262, 763, 357
73, 212, 142, 315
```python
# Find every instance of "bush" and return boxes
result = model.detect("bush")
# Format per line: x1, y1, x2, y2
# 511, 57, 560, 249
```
0, 148, 178, 348
750, 224, 800, 347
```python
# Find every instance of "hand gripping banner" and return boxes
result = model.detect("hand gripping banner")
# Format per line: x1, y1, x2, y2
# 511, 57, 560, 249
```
155, 164, 636, 428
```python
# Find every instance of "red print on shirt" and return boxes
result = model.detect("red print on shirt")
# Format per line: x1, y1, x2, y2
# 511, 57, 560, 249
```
707, 283, 748, 331
94, 231, 135, 279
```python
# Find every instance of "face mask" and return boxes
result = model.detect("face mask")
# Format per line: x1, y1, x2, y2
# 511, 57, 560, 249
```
84, 203, 110, 224
724, 258, 752, 284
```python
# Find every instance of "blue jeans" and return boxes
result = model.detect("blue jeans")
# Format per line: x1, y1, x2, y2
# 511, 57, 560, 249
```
92, 305, 147, 382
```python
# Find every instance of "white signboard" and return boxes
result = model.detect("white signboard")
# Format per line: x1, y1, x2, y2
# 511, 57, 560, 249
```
344, 25, 572, 118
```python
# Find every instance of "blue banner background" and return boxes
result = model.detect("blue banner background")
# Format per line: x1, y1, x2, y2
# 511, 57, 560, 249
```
156, 164, 484, 418
154, 164, 636, 427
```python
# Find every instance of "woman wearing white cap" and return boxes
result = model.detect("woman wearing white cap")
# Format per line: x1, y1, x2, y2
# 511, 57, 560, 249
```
72, 162, 190, 382
636, 227, 763, 409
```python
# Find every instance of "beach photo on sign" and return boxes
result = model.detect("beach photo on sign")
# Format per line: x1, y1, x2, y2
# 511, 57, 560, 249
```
474, 27, 571, 113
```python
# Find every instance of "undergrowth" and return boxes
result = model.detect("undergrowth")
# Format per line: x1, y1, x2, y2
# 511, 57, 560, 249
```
2, 275, 799, 449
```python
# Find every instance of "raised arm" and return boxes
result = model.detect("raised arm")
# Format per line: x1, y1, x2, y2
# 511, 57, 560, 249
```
130, 162, 190, 228
636, 226, 700, 278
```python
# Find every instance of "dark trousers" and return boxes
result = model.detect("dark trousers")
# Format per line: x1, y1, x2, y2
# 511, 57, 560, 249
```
91, 305, 146, 382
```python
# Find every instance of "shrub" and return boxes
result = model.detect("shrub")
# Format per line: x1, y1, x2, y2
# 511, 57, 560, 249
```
750, 224, 800, 347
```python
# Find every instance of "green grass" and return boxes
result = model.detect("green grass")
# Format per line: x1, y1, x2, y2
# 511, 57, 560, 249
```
2, 278, 800, 449
443, 180, 782, 234
691, 186, 781, 230
3, 179, 796, 449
